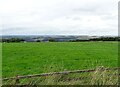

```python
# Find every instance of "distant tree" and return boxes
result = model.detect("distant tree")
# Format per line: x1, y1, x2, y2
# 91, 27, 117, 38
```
0, 38, 2, 42
49, 38, 56, 42
36, 40, 41, 42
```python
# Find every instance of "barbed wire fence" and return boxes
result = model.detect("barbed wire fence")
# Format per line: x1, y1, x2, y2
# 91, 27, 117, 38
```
2, 67, 120, 85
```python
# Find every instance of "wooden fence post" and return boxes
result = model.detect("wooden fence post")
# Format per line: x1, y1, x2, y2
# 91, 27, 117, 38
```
15, 75, 20, 85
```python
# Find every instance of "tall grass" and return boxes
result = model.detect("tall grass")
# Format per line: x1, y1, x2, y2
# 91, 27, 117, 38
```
2, 66, 119, 85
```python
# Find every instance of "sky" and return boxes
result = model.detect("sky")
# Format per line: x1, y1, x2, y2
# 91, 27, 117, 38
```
0, 0, 118, 36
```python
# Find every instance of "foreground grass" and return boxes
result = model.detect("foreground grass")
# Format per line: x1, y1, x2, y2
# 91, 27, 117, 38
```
3, 67, 118, 85
2, 42, 118, 77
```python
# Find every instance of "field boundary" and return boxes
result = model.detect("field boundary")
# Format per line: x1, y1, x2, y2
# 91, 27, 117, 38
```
2, 67, 120, 81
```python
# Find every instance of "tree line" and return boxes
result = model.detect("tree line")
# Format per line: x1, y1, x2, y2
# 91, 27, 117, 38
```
89, 37, 119, 41
1, 37, 120, 43
1, 38, 25, 43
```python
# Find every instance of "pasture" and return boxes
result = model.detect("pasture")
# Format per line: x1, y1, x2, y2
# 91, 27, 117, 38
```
2, 42, 118, 78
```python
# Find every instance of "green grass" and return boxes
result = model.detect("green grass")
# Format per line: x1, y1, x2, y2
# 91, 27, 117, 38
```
2, 42, 118, 78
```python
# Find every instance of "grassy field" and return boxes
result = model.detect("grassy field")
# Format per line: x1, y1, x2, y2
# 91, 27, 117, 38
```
2, 42, 118, 78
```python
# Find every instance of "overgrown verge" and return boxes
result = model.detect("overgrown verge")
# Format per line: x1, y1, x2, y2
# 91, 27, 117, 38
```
2, 67, 119, 85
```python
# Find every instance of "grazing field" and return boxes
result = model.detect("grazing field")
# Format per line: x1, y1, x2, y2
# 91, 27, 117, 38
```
2, 42, 118, 78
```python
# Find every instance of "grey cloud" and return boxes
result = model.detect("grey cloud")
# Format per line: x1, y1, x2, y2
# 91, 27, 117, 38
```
0, 0, 118, 35
73, 7, 97, 13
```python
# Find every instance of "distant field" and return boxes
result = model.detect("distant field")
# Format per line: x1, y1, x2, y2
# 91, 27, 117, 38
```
2, 42, 118, 77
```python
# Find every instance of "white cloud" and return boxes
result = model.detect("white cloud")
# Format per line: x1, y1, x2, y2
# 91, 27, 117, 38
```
0, 0, 118, 35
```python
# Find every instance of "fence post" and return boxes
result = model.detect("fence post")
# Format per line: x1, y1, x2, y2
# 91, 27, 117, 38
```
15, 75, 20, 85
97, 66, 105, 71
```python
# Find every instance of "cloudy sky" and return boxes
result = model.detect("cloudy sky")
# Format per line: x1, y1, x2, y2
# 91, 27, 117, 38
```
0, 0, 118, 35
